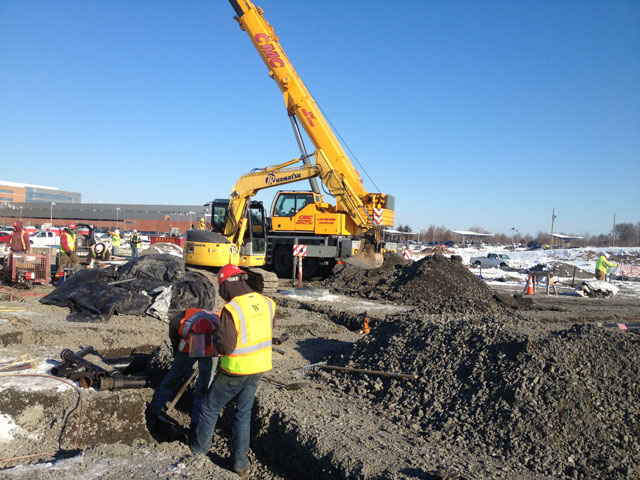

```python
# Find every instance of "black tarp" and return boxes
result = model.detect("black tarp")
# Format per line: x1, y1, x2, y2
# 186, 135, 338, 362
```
40, 255, 215, 322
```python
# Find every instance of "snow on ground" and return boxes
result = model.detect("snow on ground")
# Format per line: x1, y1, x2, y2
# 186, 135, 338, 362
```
408, 245, 640, 298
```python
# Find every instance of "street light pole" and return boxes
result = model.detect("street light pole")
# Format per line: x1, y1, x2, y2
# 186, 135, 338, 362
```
116, 207, 121, 229
550, 208, 557, 250
50, 202, 56, 226
19, 206, 23, 221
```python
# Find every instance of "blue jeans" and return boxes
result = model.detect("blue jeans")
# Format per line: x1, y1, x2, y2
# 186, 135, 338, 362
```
112, 246, 117, 256
131, 245, 139, 258
191, 371, 264, 472
148, 351, 216, 425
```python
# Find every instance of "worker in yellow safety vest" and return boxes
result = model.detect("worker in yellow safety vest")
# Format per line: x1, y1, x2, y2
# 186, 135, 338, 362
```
191, 264, 275, 477
57, 222, 79, 274
199, 217, 207, 230
109, 229, 121, 256
595, 252, 617, 281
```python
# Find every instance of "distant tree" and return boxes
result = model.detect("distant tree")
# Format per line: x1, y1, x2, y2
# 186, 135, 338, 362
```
468, 226, 490, 234
397, 224, 412, 233
616, 222, 637, 246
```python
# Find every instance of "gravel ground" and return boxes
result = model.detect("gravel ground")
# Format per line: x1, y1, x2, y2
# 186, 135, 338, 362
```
0, 255, 639, 479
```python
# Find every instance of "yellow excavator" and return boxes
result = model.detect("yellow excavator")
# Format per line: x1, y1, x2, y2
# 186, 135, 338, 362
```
184, 1, 395, 289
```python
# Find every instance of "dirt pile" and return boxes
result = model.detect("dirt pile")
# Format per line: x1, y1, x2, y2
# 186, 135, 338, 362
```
325, 253, 502, 315
327, 315, 640, 479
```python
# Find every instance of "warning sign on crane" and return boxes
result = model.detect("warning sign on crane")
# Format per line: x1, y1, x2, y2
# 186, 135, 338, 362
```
293, 244, 307, 257
373, 207, 384, 225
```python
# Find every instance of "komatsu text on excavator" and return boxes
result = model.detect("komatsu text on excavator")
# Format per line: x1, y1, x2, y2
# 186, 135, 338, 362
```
184, 0, 395, 291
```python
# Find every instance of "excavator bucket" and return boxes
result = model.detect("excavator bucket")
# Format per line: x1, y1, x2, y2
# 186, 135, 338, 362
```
346, 239, 383, 269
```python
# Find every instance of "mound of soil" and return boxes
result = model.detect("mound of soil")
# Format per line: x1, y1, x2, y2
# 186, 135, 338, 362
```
325, 253, 502, 315
328, 315, 640, 479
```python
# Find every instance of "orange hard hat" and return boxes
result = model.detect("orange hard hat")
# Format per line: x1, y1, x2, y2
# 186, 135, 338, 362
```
67, 222, 76, 230
218, 264, 245, 284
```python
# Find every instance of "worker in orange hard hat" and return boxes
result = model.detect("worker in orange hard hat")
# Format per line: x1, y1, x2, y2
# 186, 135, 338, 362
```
57, 222, 79, 274
191, 264, 276, 477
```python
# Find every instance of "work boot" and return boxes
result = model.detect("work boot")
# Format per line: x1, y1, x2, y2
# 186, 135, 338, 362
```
233, 466, 249, 479
144, 407, 160, 431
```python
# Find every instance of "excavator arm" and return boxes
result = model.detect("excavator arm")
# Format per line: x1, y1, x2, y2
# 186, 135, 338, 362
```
222, 156, 320, 244
228, 0, 395, 240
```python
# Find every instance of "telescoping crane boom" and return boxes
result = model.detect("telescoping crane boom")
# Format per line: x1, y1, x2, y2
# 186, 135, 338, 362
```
228, 0, 394, 239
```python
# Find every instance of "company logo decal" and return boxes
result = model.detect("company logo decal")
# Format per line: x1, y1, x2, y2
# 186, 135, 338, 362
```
255, 33, 285, 68
265, 172, 302, 186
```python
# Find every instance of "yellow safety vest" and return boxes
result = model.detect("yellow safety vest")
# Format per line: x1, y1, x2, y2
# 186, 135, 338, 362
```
60, 231, 76, 253
596, 256, 616, 274
111, 233, 121, 247
220, 293, 275, 375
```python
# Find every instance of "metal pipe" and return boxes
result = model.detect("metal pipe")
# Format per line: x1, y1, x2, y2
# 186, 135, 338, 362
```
315, 364, 418, 380
61, 348, 110, 379
99, 376, 150, 391
51, 346, 95, 377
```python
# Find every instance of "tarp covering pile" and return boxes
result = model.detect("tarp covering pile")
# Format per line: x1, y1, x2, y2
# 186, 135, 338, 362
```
40, 254, 215, 322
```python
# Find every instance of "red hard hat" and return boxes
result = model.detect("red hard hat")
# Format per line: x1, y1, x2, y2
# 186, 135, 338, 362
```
67, 222, 76, 230
218, 264, 245, 284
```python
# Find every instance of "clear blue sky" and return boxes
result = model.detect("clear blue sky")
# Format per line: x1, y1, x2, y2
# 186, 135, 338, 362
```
1, 1, 638, 237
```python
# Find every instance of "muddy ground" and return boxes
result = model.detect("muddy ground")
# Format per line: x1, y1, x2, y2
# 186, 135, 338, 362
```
0, 254, 639, 479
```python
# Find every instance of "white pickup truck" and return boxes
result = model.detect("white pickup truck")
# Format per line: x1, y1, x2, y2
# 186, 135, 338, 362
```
470, 253, 510, 268
29, 230, 60, 248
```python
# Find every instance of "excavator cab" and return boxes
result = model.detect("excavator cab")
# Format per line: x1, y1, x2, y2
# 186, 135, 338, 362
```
211, 198, 267, 267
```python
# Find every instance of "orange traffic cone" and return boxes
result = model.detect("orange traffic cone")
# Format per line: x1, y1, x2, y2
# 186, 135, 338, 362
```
362, 317, 370, 335
524, 275, 534, 295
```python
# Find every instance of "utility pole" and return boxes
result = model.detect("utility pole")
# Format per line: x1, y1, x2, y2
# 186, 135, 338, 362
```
612, 212, 616, 247
550, 208, 557, 250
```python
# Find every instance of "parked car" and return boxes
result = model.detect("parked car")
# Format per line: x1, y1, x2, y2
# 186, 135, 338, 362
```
0, 230, 12, 244
470, 253, 510, 268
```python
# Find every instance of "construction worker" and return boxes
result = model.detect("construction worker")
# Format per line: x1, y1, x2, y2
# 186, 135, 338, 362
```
199, 218, 207, 230
9, 221, 30, 253
595, 252, 617, 281
57, 222, 79, 274
147, 309, 219, 435
109, 229, 121, 256
191, 264, 275, 478
131, 229, 141, 258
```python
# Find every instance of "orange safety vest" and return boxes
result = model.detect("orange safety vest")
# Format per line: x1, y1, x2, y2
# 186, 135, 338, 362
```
220, 293, 275, 375
177, 308, 220, 355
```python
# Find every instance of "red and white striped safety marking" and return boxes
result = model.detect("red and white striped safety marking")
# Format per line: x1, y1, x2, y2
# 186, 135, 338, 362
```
402, 249, 411, 260
373, 207, 384, 225
293, 244, 307, 257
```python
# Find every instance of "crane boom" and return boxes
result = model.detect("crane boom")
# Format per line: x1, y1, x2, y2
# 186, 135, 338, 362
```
228, 0, 394, 232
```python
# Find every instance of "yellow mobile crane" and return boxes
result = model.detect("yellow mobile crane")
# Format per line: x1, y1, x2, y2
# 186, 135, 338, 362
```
184, 1, 395, 286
